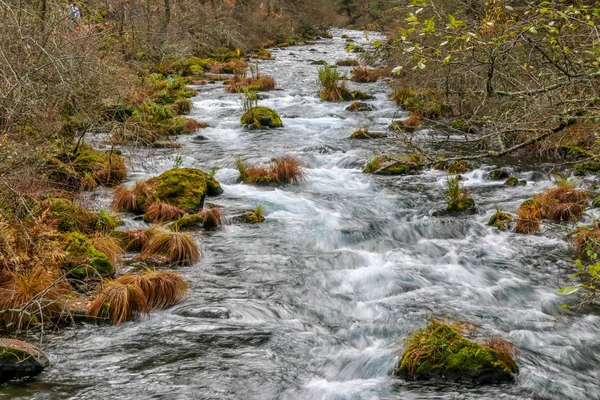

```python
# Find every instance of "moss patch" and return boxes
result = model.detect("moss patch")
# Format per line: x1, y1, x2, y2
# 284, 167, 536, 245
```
346, 101, 374, 112
395, 318, 518, 384
489, 211, 512, 231
62, 232, 115, 279
241, 107, 283, 130
140, 168, 221, 212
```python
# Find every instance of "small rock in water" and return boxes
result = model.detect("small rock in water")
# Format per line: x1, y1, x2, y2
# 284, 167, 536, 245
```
192, 135, 209, 142
176, 307, 231, 319
0, 338, 49, 383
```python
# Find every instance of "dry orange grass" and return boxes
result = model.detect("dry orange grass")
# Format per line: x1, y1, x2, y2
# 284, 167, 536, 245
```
93, 152, 127, 187
117, 271, 188, 309
199, 207, 223, 229
144, 202, 188, 223
210, 59, 248, 74
183, 118, 205, 133
350, 65, 382, 83
0, 266, 71, 329
112, 180, 150, 213
141, 230, 200, 265
91, 234, 124, 266
271, 156, 304, 184
258, 76, 276, 91
485, 337, 519, 370
403, 113, 423, 129
88, 280, 149, 325
123, 227, 159, 252
225, 75, 276, 93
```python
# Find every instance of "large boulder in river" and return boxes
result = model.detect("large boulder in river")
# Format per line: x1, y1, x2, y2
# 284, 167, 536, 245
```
395, 318, 518, 384
136, 168, 223, 212
0, 338, 49, 383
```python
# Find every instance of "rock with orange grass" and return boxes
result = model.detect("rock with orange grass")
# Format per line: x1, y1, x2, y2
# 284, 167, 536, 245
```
112, 168, 222, 216
0, 338, 49, 383
395, 317, 518, 384
515, 178, 588, 234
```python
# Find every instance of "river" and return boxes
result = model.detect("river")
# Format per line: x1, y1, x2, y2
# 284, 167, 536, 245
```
3, 28, 599, 400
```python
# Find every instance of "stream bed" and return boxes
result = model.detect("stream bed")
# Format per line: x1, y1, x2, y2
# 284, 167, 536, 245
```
2, 28, 599, 400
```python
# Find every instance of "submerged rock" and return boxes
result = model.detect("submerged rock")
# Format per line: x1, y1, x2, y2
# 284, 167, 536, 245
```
395, 318, 518, 384
241, 106, 283, 129
0, 338, 49, 383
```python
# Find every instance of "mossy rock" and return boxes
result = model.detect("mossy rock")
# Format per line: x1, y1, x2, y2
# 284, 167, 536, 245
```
0, 338, 49, 383
489, 169, 510, 181
346, 101, 374, 112
504, 176, 526, 187
593, 196, 600, 208
489, 211, 513, 231
63, 232, 115, 279
395, 318, 518, 384
171, 214, 203, 231
349, 130, 386, 139
364, 156, 421, 176
310, 60, 328, 65
240, 210, 265, 224
351, 90, 375, 101
241, 107, 283, 130
140, 168, 222, 212
447, 161, 473, 174
448, 197, 475, 213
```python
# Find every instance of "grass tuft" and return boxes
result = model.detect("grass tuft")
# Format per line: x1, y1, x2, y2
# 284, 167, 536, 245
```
88, 280, 149, 325
141, 230, 200, 266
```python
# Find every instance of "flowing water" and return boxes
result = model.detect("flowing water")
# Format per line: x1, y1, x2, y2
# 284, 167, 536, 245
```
3, 29, 600, 400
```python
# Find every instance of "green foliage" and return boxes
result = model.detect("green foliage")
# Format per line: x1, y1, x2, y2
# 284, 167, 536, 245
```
241, 204, 266, 224
445, 176, 474, 212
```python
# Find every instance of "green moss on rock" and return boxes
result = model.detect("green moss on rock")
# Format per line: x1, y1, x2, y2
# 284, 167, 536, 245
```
504, 176, 519, 186
395, 318, 518, 384
63, 232, 114, 279
47, 198, 119, 234
346, 101, 374, 112
489, 211, 512, 231
241, 107, 283, 130
141, 168, 220, 212
171, 214, 203, 231
363, 155, 421, 176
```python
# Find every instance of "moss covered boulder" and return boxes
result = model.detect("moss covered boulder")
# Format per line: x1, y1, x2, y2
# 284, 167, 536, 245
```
395, 319, 518, 384
0, 338, 49, 383
47, 198, 119, 234
171, 214, 203, 231
489, 169, 510, 181
137, 168, 223, 212
241, 107, 283, 130
349, 129, 386, 139
62, 232, 114, 280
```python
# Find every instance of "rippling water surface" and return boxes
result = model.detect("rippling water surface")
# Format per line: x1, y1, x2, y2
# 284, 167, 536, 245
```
4, 29, 600, 400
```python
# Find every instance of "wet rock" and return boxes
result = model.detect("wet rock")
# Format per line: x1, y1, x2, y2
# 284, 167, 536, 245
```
394, 318, 518, 384
0, 338, 49, 383
176, 307, 230, 319
152, 141, 181, 149
345, 101, 374, 112
489, 169, 510, 180
192, 135, 209, 142
310, 60, 328, 65
504, 176, 526, 186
